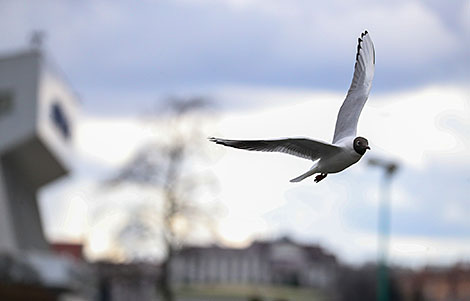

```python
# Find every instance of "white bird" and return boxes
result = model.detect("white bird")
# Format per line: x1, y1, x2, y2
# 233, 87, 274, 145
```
210, 31, 375, 183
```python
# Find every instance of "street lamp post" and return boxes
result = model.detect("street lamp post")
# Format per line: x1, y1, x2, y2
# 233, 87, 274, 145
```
368, 158, 398, 301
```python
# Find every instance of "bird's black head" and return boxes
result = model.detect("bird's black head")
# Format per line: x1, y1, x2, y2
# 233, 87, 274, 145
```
353, 137, 370, 155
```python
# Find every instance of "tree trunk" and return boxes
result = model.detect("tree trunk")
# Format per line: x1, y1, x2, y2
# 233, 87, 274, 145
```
158, 248, 174, 301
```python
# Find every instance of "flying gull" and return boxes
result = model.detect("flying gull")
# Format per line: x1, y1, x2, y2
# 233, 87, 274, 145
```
210, 31, 375, 183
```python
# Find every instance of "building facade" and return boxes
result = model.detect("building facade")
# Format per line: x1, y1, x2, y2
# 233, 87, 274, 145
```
0, 49, 78, 252
171, 237, 338, 289
0, 48, 90, 300
398, 264, 470, 301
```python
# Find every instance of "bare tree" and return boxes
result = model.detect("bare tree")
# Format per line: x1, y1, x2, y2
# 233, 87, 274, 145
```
105, 97, 216, 301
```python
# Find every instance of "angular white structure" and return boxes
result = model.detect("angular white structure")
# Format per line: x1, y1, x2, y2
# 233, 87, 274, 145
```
0, 49, 78, 251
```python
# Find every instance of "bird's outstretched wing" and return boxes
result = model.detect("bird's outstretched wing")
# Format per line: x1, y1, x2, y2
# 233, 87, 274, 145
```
333, 31, 375, 144
209, 137, 341, 161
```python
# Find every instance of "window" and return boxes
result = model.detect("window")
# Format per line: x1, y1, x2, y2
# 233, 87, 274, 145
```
0, 90, 13, 118
50, 101, 71, 140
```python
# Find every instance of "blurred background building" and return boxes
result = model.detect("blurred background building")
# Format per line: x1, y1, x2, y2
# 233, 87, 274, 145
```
171, 237, 337, 288
0, 47, 93, 300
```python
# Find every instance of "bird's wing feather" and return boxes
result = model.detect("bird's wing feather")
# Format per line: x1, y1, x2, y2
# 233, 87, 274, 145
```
333, 31, 375, 144
209, 137, 341, 161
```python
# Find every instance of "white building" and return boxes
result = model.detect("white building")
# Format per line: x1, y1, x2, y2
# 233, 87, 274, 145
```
0, 48, 78, 252
0, 48, 92, 300
171, 237, 338, 289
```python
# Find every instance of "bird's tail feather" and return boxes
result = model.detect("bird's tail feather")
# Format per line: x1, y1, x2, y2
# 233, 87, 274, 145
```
290, 169, 317, 183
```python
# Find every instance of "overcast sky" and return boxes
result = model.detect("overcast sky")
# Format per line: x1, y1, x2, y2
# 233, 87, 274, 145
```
1, 0, 468, 113
1, 0, 469, 266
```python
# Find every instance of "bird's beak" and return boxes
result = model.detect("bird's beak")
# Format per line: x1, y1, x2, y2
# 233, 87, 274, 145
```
366, 146, 371, 150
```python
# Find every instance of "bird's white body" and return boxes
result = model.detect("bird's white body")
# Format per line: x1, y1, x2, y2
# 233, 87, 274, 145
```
317, 137, 361, 173
210, 31, 375, 183
290, 137, 361, 182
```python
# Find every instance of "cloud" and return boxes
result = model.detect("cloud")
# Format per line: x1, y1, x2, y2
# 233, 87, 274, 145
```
390, 236, 470, 267
38, 84, 470, 264
73, 115, 156, 170
361, 86, 470, 168
0, 0, 467, 117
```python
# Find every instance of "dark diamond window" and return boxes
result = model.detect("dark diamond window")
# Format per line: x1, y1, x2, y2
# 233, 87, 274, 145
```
50, 102, 71, 140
